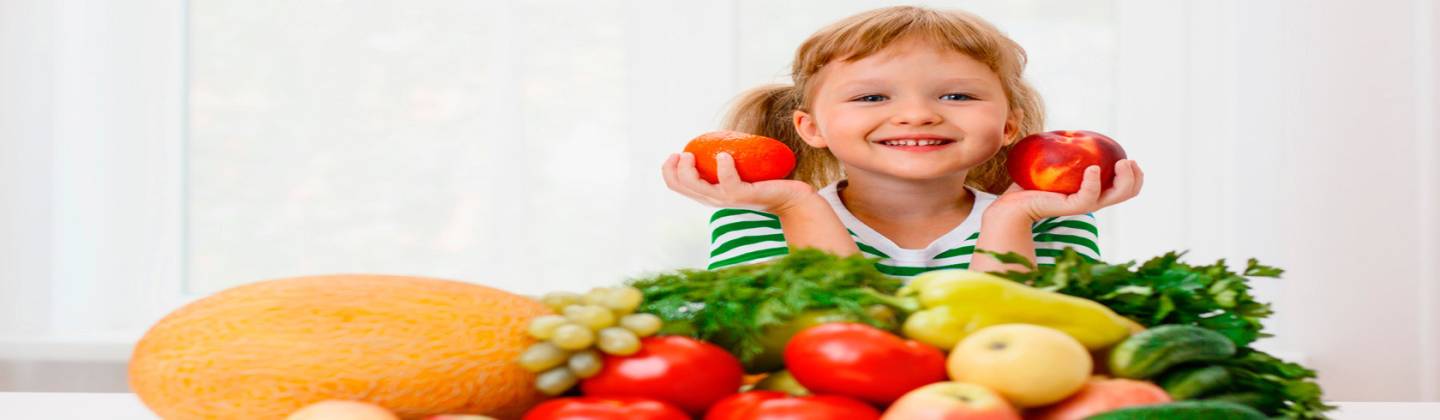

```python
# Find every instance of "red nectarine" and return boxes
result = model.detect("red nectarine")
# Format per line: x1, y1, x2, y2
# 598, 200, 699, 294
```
1007, 130, 1127, 194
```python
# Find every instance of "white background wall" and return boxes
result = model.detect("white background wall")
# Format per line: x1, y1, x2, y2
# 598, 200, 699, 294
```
1, 0, 1436, 401
1110, 0, 1440, 401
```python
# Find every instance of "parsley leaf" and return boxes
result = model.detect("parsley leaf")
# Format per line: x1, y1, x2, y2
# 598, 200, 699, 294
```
626, 249, 908, 364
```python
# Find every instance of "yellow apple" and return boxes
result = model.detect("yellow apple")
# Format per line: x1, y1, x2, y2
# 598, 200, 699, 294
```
946, 324, 1091, 407
881, 382, 1021, 420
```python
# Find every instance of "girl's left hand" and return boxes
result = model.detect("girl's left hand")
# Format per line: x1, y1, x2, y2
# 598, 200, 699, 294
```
989, 159, 1145, 222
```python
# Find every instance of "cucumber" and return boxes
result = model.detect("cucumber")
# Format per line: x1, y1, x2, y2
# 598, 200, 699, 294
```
1108, 325, 1236, 379
1084, 401, 1267, 420
1158, 365, 1232, 400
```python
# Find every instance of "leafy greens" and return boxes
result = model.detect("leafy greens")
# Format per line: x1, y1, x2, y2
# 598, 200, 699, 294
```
983, 248, 1333, 419
627, 249, 909, 363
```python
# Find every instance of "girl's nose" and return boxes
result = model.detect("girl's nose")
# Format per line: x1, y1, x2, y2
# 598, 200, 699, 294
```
889, 99, 943, 126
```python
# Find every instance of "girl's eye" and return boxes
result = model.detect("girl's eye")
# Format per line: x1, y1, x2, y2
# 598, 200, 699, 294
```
853, 94, 887, 102
941, 93, 976, 101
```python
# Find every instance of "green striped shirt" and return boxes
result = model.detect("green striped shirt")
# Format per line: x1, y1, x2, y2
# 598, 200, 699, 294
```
707, 181, 1101, 278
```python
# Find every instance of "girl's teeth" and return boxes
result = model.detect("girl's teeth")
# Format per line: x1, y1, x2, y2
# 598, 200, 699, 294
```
884, 139, 945, 146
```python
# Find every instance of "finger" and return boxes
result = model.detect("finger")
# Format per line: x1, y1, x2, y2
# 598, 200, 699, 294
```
1132, 160, 1145, 192
1069, 165, 1103, 208
675, 152, 723, 198
714, 152, 744, 188
1004, 183, 1024, 194
674, 152, 705, 183
1098, 160, 1138, 206
662, 153, 719, 204
661, 153, 683, 190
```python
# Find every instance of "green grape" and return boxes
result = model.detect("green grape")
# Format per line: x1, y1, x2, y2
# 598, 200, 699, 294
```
604, 286, 644, 314
526, 314, 568, 340
540, 292, 582, 311
596, 327, 641, 356
516, 342, 568, 372
582, 287, 613, 306
619, 313, 663, 337
549, 323, 595, 351
567, 350, 604, 379
563, 304, 616, 330
534, 367, 578, 396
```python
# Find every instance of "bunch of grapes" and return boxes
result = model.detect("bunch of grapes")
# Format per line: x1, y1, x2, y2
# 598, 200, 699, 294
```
516, 286, 664, 395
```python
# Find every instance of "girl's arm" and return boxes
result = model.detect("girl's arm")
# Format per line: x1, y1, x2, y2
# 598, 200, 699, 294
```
970, 161, 1144, 272
665, 152, 859, 262
770, 193, 860, 256
971, 207, 1039, 272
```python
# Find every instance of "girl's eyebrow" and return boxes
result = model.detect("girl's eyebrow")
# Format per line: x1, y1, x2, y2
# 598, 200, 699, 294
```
837, 77, 993, 91
937, 77, 992, 86
836, 79, 889, 90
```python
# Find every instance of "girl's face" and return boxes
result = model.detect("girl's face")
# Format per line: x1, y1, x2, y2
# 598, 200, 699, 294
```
794, 37, 1016, 183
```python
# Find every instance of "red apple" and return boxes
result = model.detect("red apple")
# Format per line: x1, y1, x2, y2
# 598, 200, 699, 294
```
1026, 378, 1171, 420
1006, 130, 1127, 194
880, 382, 1022, 420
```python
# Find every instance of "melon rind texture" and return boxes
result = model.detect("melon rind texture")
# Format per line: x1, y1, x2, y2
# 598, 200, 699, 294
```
129, 275, 550, 420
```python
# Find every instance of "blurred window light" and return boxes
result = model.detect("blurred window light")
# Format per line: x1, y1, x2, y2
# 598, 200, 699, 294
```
185, 0, 1116, 295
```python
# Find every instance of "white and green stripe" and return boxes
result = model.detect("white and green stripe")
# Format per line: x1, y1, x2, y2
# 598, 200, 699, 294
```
707, 209, 787, 270
708, 213, 1099, 275
705, 182, 1101, 277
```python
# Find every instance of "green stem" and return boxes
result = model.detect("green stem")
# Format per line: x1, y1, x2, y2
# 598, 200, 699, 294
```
861, 289, 921, 315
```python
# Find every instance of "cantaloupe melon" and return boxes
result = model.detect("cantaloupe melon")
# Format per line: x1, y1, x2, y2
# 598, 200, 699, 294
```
286, 400, 398, 420
129, 274, 551, 420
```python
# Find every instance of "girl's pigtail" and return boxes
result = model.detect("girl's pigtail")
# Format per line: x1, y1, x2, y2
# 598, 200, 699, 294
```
723, 84, 841, 190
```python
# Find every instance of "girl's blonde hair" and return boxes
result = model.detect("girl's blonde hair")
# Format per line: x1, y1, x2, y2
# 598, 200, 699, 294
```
723, 6, 1044, 194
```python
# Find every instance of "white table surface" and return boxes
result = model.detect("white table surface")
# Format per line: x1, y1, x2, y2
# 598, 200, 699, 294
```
1, 392, 1436, 419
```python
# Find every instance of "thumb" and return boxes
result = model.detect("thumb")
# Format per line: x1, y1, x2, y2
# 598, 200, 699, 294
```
1004, 183, 1024, 194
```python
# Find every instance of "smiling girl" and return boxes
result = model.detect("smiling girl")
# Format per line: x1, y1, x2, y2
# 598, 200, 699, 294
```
661, 6, 1144, 277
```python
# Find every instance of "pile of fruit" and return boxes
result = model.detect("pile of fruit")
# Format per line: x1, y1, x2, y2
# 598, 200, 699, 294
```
516, 287, 664, 395
495, 249, 1330, 419
128, 250, 1330, 420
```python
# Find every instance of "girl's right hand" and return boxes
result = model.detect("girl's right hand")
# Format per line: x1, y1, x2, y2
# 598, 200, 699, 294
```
661, 152, 816, 213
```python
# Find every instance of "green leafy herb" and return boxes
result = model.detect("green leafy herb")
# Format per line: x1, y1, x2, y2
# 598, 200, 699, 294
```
626, 249, 908, 364
981, 248, 1333, 419
1224, 348, 1335, 419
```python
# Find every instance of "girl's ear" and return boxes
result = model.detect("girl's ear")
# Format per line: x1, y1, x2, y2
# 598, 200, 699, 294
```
1002, 109, 1024, 145
793, 109, 828, 148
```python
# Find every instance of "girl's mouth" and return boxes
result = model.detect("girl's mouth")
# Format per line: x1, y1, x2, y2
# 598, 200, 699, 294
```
875, 138, 956, 152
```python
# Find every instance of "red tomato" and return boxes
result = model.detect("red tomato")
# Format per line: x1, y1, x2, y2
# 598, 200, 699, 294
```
704, 391, 881, 420
784, 323, 948, 405
521, 397, 689, 420
580, 336, 745, 414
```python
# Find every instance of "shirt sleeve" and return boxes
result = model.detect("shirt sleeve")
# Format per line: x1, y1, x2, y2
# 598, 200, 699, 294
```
1031, 213, 1101, 266
706, 208, 789, 270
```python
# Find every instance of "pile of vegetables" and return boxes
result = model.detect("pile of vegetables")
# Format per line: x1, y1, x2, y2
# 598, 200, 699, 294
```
983, 248, 1331, 418
505, 248, 1332, 419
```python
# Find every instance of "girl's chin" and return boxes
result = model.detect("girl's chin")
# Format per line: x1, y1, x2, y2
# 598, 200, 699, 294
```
859, 165, 970, 182
837, 152, 985, 182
